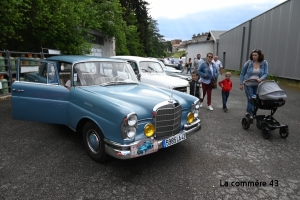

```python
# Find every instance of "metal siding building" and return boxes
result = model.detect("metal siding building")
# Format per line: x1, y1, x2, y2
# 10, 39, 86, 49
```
219, 0, 300, 80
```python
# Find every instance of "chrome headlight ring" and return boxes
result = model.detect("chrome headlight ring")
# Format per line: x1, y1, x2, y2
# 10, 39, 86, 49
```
121, 112, 138, 140
191, 100, 200, 118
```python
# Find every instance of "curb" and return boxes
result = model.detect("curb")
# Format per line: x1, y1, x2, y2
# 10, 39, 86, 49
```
0, 94, 11, 100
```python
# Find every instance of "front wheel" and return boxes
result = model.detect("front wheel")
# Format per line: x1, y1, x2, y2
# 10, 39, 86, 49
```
83, 121, 109, 162
262, 128, 271, 139
242, 118, 250, 130
279, 128, 289, 138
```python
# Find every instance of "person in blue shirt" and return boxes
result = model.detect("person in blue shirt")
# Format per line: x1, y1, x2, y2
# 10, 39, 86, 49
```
239, 49, 268, 123
197, 53, 218, 111
171, 56, 175, 64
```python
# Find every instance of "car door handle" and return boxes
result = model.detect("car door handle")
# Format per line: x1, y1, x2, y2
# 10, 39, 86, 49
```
12, 89, 24, 92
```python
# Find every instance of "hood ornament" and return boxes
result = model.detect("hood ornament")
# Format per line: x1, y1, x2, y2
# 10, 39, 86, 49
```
168, 94, 173, 103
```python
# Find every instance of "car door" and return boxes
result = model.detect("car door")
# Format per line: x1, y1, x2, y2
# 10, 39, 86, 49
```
11, 58, 69, 124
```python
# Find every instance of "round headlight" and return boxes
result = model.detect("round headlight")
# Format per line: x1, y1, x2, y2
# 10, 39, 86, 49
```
127, 127, 136, 139
194, 112, 199, 118
187, 112, 194, 124
191, 105, 196, 113
128, 114, 137, 126
144, 123, 155, 137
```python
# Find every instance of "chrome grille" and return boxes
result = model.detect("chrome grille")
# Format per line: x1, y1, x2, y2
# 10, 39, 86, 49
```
173, 86, 187, 93
154, 102, 182, 138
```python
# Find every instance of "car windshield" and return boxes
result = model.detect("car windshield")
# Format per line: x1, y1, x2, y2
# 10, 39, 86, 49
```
73, 61, 138, 86
139, 61, 164, 73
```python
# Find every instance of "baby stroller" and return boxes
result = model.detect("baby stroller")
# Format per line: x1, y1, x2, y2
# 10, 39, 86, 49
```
241, 80, 289, 139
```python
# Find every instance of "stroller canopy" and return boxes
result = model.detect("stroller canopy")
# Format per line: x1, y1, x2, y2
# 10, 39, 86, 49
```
257, 81, 287, 100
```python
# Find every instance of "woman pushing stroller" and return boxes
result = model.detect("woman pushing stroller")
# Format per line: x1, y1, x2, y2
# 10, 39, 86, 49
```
239, 49, 268, 123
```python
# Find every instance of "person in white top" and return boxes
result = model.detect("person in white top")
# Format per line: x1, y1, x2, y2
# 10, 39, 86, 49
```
178, 56, 183, 70
212, 56, 223, 82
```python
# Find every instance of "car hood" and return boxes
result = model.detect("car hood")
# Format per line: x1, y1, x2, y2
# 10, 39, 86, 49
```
167, 73, 191, 81
80, 83, 194, 119
164, 67, 182, 73
141, 73, 188, 88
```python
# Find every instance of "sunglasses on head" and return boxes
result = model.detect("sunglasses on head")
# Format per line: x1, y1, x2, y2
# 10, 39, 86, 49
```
252, 49, 261, 53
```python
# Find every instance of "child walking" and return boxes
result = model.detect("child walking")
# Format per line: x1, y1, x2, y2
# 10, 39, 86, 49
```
189, 71, 203, 107
218, 72, 232, 112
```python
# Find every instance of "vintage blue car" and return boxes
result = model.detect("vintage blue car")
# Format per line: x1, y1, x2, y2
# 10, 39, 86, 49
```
11, 55, 201, 162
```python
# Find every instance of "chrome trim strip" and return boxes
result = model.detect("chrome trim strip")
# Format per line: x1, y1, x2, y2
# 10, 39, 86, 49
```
104, 118, 201, 159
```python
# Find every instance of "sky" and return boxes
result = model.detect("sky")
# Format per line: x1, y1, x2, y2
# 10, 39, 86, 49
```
146, 0, 287, 41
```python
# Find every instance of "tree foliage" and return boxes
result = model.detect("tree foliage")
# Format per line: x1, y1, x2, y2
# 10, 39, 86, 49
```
0, 0, 169, 57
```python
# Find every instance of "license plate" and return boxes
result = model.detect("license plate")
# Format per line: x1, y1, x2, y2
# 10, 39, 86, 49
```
162, 133, 186, 148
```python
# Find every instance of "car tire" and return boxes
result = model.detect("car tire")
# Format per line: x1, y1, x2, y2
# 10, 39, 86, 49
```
83, 121, 109, 163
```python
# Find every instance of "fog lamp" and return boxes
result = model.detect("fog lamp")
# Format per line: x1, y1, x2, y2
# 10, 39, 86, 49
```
144, 123, 155, 137
187, 112, 194, 124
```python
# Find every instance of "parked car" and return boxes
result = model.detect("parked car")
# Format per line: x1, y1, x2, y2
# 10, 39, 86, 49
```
158, 58, 181, 70
11, 55, 201, 162
164, 66, 192, 81
111, 56, 189, 93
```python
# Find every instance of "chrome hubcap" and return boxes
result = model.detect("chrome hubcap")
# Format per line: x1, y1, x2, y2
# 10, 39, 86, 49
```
87, 130, 100, 154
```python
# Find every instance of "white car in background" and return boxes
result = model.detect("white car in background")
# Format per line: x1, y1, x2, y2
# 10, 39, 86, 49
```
163, 66, 192, 81
111, 56, 189, 93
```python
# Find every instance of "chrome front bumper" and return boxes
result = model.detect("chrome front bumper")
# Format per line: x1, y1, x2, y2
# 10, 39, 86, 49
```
104, 118, 201, 159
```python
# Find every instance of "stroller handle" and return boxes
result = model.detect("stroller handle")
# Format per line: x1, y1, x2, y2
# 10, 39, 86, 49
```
243, 78, 261, 85
243, 79, 275, 85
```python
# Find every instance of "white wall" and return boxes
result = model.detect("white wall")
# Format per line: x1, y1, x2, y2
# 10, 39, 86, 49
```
101, 38, 115, 57
186, 41, 214, 62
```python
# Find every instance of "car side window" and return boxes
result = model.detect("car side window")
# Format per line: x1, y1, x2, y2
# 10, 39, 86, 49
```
47, 63, 58, 84
59, 63, 71, 87
19, 59, 58, 84
19, 59, 44, 83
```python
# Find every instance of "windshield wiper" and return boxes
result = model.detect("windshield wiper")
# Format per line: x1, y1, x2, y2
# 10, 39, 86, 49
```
148, 66, 156, 72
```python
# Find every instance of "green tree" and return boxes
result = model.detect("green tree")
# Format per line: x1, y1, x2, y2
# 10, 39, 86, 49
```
0, 0, 168, 57
119, 0, 143, 56
0, 0, 129, 54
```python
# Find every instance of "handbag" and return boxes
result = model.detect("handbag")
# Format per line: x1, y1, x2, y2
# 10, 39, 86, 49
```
210, 78, 217, 88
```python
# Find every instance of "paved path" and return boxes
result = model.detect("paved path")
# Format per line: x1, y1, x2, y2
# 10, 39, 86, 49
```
1, 74, 300, 199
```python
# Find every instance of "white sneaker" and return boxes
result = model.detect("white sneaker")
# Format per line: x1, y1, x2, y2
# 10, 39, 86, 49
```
207, 105, 213, 110
200, 103, 203, 108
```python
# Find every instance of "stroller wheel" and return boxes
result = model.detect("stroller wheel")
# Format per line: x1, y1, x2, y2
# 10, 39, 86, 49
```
279, 128, 289, 138
262, 128, 271, 139
256, 120, 263, 130
242, 118, 250, 130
